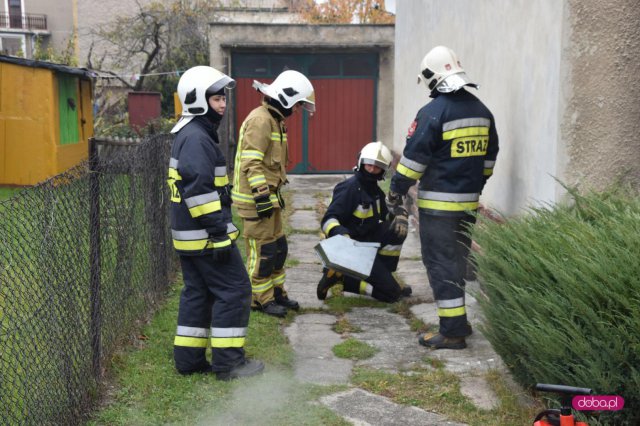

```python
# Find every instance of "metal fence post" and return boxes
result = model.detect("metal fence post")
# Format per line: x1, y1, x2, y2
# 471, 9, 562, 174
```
88, 137, 102, 378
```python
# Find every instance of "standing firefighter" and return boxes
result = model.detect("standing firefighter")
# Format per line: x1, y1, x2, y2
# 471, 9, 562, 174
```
168, 66, 264, 380
232, 70, 315, 317
389, 46, 499, 350
317, 141, 412, 302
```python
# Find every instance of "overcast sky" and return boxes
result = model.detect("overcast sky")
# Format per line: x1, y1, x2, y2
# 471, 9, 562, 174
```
385, 0, 396, 14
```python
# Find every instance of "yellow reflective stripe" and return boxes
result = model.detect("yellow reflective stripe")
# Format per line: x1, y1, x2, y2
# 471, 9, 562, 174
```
232, 191, 255, 203
231, 191, 278, 205
214, 176, 229, 186
211, 337, 245, 348
252, 279, 273, 293
483, 168, 494, 177
353, 207, 373, 219
173, 238, 207, 251
378, 249, 400, 256
229, 230, 239, 241
417, 199, 479, 211
211, 238, 231, 249
248, 175, 267, 186
270, 132, 281, 140
168, 168, 182, 180
437, 306, 466, 317
248, 238, 258, 276
188, 200, 222, 217
241, 150, 265, 159
396, 163, 423, 180
324, 221, 339, 236
442, 126, 489, 140
174, 336, 208, 348
272, 272, 285, 286
359, 281, 367, 294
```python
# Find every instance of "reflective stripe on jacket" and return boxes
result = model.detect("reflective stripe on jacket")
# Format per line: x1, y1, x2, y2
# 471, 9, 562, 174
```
232, 103, 288, 216
320, 174, 388, 241
167, 117, 238, 255
390, 89, 499, 216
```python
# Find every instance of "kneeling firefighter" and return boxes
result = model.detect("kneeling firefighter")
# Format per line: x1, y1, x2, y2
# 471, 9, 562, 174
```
317, 141, 412, 303
168, 66, 263, 380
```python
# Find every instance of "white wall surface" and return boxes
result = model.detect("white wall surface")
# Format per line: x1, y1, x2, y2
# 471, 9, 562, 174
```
394, 0, 565, 216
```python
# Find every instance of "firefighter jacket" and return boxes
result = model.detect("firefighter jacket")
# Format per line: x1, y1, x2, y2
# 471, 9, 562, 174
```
167, 116, 238, 256
232, 102, 288, 217
390, 89, 499, 217
321, 172, 389, 242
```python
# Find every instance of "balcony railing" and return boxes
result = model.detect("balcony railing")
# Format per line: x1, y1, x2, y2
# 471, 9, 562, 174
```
0, 13, 47, 31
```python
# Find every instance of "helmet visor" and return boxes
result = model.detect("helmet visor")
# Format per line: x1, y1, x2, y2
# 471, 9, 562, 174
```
360, 157, 389, 171
208, 76, 236, 94
436, 72, 477, 93
300, 101, 315, 113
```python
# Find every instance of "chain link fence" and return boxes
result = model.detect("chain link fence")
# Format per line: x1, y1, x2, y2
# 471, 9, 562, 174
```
0, 134, 177, 425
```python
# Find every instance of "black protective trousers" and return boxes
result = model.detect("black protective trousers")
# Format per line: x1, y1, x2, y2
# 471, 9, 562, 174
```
419, 212, 476, 337
174, 247, 251, 374
342, 220, 406, 303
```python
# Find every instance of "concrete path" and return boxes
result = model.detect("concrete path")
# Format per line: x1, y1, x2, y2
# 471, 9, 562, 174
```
281, 175, 510, 424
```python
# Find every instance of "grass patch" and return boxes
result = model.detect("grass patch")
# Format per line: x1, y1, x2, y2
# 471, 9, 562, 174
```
333, 338, 378, 360
88, 281, 348, 426
352, 367, 537, 425
332, 316, 362, 334
285, 258, 300, 268
324, 292, 389, 314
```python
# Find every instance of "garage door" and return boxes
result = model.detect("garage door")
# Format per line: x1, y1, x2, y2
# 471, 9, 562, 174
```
232, 52, 378, 173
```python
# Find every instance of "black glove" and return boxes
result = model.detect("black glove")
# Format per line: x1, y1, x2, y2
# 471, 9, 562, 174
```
209, 233, 233, 263
387, 190, 405, 210
390, 206, 409, 239
254, 194, 274, 219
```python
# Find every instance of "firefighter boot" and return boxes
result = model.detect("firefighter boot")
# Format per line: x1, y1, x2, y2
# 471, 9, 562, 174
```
216, 359, 265, 381
274, 287, 300, 311
253, 300, 287, 318
418, 332, 467, 350
400, 285, 413, 298
317, 268, 341, 300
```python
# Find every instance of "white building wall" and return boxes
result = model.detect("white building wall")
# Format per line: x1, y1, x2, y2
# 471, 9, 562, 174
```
394, 0, 566, 216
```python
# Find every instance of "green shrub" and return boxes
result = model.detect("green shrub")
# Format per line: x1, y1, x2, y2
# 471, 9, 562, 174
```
473, 186, 640, 425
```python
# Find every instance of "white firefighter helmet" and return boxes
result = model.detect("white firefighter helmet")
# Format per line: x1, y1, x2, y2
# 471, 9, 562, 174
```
252, 70, 315, 113
356, 141, 393, 175
171, 65, 236, 133
417, 46, 477, 93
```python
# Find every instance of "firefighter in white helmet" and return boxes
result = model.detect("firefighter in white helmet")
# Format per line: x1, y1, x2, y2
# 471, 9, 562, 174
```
232, 69, 315, 317
317, 141, 412, 303
389, 46, 500, 350
168, 65, 264, 380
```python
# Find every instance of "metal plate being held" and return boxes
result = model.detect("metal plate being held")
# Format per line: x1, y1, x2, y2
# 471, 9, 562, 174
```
314, 235, 380, 280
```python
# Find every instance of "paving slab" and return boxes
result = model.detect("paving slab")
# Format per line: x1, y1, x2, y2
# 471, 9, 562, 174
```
399, 227, 422, 259
460, 375, 500, 411
345, 307, 430, 373
395, 259, 432, 301
320, 388, 468, 426
283, 313, 352, 385
289, 209, 320, 232
282, 175, 510, 419
288, 233, 324, 265
286, 174, 348, 192
288, 192, 318, 210
410, 295, 505, 375
284, 263, 325, 310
